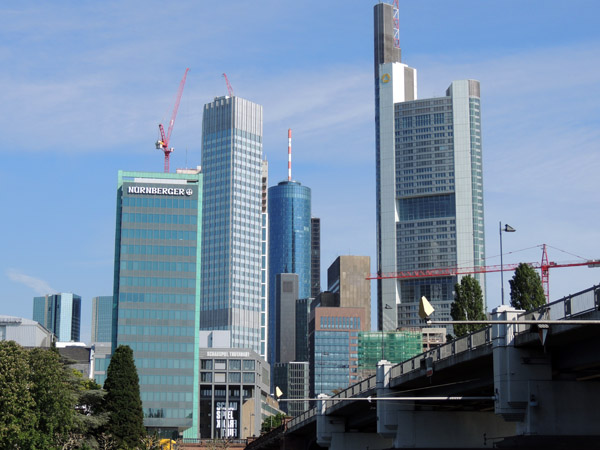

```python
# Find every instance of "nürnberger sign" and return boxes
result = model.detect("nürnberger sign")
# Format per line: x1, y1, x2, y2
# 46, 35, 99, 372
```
127, 186, 193, 196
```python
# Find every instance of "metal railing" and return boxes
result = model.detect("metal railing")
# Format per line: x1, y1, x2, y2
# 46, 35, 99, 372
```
517, 283, 599, 323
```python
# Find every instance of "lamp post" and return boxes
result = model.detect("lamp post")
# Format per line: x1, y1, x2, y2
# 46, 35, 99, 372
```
319, 351, 329, 395
499, 222, 516, 305
382, 304, 393, 361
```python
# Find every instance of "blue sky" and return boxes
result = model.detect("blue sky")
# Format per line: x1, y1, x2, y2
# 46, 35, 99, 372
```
2, 1, 600, 343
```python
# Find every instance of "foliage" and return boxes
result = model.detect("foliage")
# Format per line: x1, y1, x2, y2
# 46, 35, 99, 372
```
28, 347, 78, 447
260, 413, 287, 433
69, 369, 109, 448
0, 340, 38, 448
509, 263, 546, 311
103, 345, 145, 448
450, 275, 486, 337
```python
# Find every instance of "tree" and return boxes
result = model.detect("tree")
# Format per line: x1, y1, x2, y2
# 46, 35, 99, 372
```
509, 263, 546, 311
451, 275, 486, 337
28, 347, 77, 447
103, 345, 145, 448
0, 341, 38, 448
260, 413, 286, 433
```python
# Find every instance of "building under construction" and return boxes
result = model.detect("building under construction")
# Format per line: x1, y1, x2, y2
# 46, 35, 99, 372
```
358, 329, 423, 370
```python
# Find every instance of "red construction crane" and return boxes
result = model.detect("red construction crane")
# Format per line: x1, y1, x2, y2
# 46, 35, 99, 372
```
156, 68, 189, 173
368, 244, 600, 303
222, 73, 234, 97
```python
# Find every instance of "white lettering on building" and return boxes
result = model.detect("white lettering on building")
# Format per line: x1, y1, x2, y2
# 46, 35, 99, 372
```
127, 186, 192, 196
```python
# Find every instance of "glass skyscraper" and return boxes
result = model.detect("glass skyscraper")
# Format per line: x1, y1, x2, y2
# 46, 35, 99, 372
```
267, 180, 311, 364
374, 3, 485, 331
91, 295, 112, 343
112, 169, 202, 437
200, 96, 263, 354
33, 293, 81, 342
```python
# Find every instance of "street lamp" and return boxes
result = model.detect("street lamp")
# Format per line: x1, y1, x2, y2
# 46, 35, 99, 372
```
499, 222, 516, 306
319, 351, 330, 395
382, 304, 393, 361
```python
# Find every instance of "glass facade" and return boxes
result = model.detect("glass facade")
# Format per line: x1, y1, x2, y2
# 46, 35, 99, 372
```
268, 181, 311, 364
310, 217, 321, 298
112, 169, 202, 436
91, 296, 113, 343
33, 293, 81, 342
200, 96, 263, 354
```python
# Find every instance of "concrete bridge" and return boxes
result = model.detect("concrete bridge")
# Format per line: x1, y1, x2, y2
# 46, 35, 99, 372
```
246, 284, 600, 449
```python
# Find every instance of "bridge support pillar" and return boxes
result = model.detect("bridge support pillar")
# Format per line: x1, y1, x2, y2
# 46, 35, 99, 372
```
316, 395, 345, 448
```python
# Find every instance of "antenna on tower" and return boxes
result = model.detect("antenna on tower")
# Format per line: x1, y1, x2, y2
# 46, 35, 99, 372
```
287, 129, 292, 181
223, 73, 234, 97
392, 0, 400, 49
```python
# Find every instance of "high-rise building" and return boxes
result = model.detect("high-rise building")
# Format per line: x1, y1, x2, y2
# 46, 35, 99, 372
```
260, 160, 269, 361
112, 169, 202, 437
374, 3, 485, 331
273, 361, 309, 417
274, 273, 299, 364
33, 293, 81, 342
327, 255, 371, 328
310, 217, 321, 298
200, 96, 263, 354
268, 179, 311, 364
91, 295, 112, 343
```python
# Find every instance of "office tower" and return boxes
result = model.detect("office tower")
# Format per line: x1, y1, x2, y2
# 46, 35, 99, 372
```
91, 296, 112, 343
309, 303, 366, 397
310, 217, 321, 298
200, 96, 263, 354
33, 293, 81, 342
295, 297, 311, 362
268, 179, 311, 364
327, 255, 371, 328
273, 361, 309, 417
260, 160, 269, 361
274, 274, 299, 363
374, 3, 485, 331
112, 169, 202, 437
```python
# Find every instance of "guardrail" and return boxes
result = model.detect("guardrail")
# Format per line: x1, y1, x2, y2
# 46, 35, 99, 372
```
288, 284, 600, 431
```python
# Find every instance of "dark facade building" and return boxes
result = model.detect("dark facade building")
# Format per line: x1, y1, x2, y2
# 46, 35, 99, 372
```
310, 217, 321, 298
274, 273, 299, 364
273, 361, 309, 417
327, 255, 371, 328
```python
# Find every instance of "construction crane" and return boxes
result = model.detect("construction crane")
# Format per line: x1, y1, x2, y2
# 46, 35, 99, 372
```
222, 73, 234, 97
155, 68, 189, 173
368, 244, 600, 303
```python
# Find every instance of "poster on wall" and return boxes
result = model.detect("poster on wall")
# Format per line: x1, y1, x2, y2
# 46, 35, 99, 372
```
215, 401, 239, 438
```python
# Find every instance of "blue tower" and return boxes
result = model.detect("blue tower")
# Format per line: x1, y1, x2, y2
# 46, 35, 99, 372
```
268, 176, 311, 364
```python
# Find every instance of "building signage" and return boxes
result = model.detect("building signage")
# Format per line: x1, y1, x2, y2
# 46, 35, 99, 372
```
215, 401, 239, 438
381, 73, 391, 83
206, 351, 250, 358
127, 186, 193, 196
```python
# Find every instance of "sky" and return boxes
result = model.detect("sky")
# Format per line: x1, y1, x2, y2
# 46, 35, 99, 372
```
2, 1, 599, 344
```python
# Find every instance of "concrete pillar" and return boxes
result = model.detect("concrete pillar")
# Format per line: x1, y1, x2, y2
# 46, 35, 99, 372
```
492, 305, 552, 421
316, 395, 345, 448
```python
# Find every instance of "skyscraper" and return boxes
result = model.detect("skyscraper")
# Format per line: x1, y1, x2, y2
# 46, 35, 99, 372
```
112, 169, 202, 437
200, 96, 263, 354
374, 3, 485, 331
267, 179, 311, 364
260, 160, 269, 361
310, 217, 321, 298
33, 293, 81, 342
91, 295, 112, 343
327, 255, 371, 328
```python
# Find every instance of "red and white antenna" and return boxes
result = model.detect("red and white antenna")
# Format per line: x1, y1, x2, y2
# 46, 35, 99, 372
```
287, 129, 292, 181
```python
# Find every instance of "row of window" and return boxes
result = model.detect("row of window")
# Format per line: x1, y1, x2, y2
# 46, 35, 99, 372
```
119, 276, 196, 288
319, 316, 361, 330
119, 324, 195, 337
122, 196, 197, 209
119, 292, 196, 305
201, 359, 256, 371
122, 212, 198, 225
141, 391, 193, 403
119, 308, 195, 321
120, 244, 197, 256
125, 341, 195, 354
135, 357, 194, 369
140, 375, 193, 386
144, 407, 192, 419
120, 228, 197, 241
200, 372, 256, 383
120, 260, 196, 273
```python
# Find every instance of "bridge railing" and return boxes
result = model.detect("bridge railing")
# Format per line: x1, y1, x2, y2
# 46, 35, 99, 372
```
516, 283, 600, 328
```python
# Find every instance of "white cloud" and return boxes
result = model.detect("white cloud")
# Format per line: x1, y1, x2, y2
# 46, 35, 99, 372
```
6, 269, 57, 295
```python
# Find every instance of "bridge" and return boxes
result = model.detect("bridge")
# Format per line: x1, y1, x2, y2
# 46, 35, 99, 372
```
247, 284, 600, 449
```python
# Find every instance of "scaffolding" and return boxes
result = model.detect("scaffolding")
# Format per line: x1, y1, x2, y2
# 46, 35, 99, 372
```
358, 330, 423, 369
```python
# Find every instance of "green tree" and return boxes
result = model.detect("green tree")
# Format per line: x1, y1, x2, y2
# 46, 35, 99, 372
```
451, 275, 486, 337
69, 369, 109, 448
509, 263, 546, 311
28, 347, 77, 447
0, 341, 38, 448
103, 345, 145, 448
260, 413, 286, 433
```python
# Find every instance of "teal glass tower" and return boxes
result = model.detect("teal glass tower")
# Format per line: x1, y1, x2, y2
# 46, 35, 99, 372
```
267, 180, 311, 364
91, 295, 112, 343
112, 169, 202, 437
33, 293, 81, 342
200, 96, 263, 354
